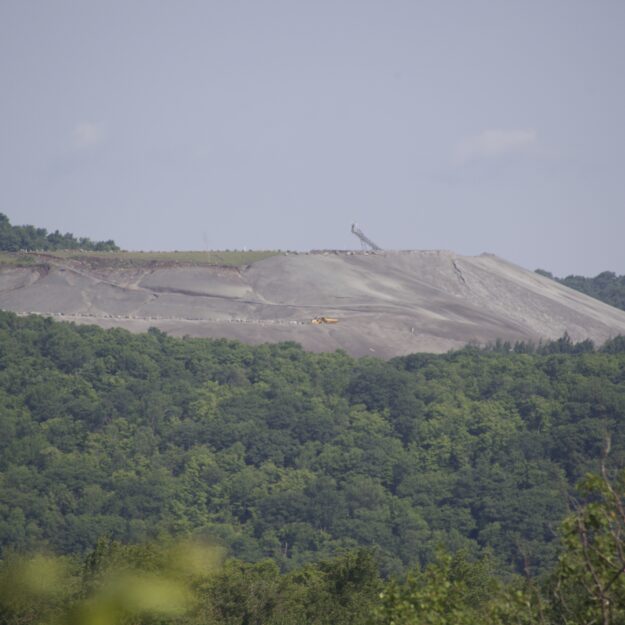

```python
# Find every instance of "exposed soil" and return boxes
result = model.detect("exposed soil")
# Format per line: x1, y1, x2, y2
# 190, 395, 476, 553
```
2, 250, 625, 357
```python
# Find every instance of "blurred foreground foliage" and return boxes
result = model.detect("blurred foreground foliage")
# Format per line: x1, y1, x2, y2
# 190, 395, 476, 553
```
4, 465, 625, 625
0, 541, 380, 625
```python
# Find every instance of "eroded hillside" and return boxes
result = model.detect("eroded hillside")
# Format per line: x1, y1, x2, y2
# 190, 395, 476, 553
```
2, 250, 625, 357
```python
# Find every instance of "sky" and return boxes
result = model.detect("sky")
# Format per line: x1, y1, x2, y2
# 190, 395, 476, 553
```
1, 1, 624, 276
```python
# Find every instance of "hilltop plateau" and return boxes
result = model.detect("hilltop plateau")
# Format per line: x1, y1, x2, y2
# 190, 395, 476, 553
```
2, 249, 625, 357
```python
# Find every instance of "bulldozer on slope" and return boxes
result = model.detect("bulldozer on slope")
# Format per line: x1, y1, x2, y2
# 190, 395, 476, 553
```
311, 316, 339, 325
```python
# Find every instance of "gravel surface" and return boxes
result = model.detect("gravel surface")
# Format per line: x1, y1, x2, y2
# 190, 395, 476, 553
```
2, 250, 625, 357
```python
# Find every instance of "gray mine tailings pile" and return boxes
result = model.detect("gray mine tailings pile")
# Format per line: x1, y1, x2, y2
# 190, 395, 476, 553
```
2, 250, 625, 358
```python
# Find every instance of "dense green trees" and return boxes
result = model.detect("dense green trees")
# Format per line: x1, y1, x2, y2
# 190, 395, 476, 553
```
0, 213, 119, 251
536, 268, 625, 312
1, 311, 625, 578
3, 467, 625, 625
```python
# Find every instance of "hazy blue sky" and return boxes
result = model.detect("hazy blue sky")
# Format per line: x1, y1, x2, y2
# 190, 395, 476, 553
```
1, 1, 624, 275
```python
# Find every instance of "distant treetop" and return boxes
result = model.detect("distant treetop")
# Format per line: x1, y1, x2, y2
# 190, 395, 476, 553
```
0, 213, 119, 252
536, 267, 625, 311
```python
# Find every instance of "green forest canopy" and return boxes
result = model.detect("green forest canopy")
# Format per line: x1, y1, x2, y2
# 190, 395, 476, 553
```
4, 473, 625, 625
536, 268, 625, 312
0, 213, 119, 252
1, 311, 625, 578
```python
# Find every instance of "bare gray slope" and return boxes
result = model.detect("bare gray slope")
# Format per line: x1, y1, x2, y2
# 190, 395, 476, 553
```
2, 251, 625, 357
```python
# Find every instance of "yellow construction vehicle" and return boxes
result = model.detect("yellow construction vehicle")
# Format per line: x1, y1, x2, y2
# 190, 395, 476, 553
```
311, 316, 339, 324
